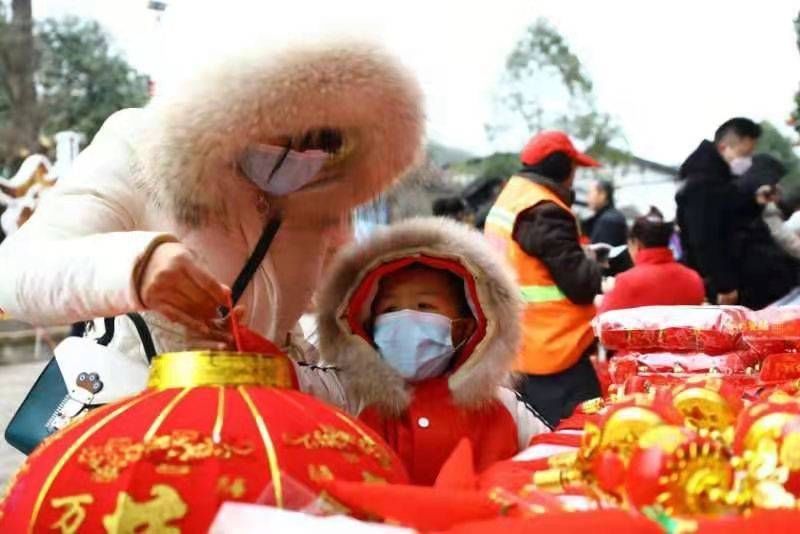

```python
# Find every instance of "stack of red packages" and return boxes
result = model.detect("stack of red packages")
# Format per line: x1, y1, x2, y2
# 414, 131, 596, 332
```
598, 306, 762, 395
743, 307, 800, 386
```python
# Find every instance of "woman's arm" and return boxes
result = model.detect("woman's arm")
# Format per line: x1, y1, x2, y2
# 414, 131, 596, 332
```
763, 202, 800, 260
0, 111, 175, 325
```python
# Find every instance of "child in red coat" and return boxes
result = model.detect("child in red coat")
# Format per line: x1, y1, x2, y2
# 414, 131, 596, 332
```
317, 218, 550, 485
599, 208, 705, 312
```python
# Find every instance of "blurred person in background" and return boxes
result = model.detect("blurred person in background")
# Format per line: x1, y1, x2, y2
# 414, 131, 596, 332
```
730, 154, 797, 309
676, 117, 761, 305
598, 207, 704, 313
760, 182, 800, 265
583, 179, 627, 246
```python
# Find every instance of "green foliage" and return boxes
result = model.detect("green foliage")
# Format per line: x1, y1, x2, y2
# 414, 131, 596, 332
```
450, 152, 519, 181
0, 3, 9, 128
757, 121, 800, 188
426, 140, 473, 167
487, 18, 627, 165
0, 12, 148, 168
793, 11, 800, 136
36, 16, 148, 142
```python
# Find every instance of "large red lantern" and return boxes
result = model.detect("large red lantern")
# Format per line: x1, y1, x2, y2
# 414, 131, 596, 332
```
0, 351, 408, 532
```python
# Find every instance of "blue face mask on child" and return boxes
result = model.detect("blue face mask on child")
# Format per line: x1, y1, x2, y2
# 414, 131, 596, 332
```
373, 310, 459, 382
239, 143, 328, 196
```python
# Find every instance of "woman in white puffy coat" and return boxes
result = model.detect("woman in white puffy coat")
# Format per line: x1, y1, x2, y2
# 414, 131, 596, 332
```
0, 39, 424, 405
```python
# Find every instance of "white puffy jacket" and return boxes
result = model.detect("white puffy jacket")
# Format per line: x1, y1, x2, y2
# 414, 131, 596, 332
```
0, 39, 423, 406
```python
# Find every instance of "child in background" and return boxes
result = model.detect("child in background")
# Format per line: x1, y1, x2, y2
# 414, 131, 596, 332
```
317, 218, 549, 485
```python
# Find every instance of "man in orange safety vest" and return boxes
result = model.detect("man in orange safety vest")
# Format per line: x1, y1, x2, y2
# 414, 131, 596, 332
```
484, 131, 604, 426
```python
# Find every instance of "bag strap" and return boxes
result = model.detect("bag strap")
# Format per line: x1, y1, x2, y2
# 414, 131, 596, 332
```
95, 314, 157, 362
225, 214, 283, 310
95, 214, 283, 358
127, 313, 157, 362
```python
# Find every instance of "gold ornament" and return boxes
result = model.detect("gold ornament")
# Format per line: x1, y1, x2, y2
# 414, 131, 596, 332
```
147, 351, 294, 390
672, 388, 735, 433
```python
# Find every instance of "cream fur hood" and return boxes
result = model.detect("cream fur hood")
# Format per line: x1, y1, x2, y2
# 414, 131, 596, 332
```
317, 218, 523, 416
0, 38, 424, 367
135, 39, 425, 227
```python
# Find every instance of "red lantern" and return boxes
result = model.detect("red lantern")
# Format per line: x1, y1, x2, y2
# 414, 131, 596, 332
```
0, 351, 407, 532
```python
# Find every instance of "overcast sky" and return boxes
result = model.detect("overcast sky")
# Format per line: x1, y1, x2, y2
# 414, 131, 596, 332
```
33, 0, 800, 166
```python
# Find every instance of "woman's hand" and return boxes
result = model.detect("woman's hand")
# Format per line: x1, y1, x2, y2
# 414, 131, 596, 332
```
755, 185, 777, 206
138, 242, 231, 336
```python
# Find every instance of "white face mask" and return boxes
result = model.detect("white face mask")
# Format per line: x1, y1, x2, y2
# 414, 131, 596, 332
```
729, 156, 753, 176
373, 310, 459, 382
240, 143, 328, 196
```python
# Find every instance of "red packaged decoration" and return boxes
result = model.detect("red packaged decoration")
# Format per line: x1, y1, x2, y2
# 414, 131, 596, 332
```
597, 306, 751, 354
743, 307, 800, 355
622, 374, 760, 397
610, 351, 761, 385
760, 353, 800, 382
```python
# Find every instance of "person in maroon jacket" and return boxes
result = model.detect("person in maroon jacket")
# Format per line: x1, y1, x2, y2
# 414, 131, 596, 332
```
599, 208, 705, 313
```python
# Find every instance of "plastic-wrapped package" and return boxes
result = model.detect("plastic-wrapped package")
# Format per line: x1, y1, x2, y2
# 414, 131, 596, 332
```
609, 351, 761, 385
759, 353, 800, 382
597, 306, 751, 354
743, 307, 800, 355
621, 374, 759, 396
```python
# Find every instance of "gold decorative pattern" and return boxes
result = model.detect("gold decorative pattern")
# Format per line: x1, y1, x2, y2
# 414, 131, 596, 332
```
238, 386, 284, 508
284, 423, 393, 470
217, 476, 247, 499
309, 464, 335, 482
50, 494, 94, 534
335, 412, 394, 470
77, 430, 254, 483
362, 471, 387, 484
102, 484, 187, 534
30, 390, 160, 534
148, 351, 294, 390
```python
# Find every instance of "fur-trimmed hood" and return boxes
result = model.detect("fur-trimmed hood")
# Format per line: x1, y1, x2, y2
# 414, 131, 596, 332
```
317, 217, 522, 416
133, 38, 424, 227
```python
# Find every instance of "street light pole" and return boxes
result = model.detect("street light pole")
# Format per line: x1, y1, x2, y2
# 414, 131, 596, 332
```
146, 0, 169, 97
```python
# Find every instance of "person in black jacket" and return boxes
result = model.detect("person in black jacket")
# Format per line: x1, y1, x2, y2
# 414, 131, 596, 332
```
731, 154, 798, 309
676, 117, 760, 305
584, 179, 628, 246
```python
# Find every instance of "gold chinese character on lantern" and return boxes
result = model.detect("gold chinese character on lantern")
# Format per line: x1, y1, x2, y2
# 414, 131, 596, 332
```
102, 484, 187, 534
50, 494, 94, 534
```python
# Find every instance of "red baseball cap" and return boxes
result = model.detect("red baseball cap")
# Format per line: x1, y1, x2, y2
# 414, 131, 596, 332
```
520, 130, 601, 168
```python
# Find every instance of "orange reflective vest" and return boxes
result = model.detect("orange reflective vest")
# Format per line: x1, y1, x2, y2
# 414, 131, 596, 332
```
484, 176, 596, 375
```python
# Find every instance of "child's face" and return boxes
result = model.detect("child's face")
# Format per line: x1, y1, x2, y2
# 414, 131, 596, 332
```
372, 267, 465, 321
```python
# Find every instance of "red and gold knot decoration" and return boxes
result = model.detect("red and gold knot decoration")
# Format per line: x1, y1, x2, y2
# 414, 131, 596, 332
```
531, 381, 800, 518
0, 345, 407, 533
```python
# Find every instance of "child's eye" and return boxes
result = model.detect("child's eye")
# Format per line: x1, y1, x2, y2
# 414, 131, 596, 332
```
418, 302, 436, 311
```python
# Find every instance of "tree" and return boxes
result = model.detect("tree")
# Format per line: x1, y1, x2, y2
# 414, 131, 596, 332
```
37, 16, 148, 141
792, 11, 800, 137
0, 0, 41, 168
0, 4, 148, 172
757, 121, 800, 188
486, 18, 628, 166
